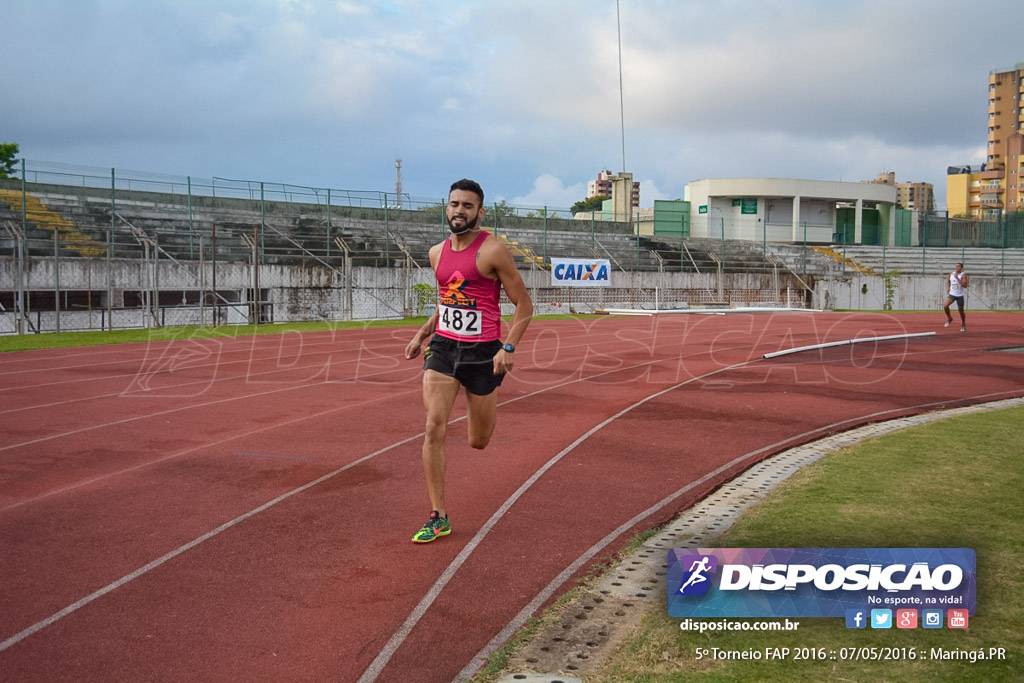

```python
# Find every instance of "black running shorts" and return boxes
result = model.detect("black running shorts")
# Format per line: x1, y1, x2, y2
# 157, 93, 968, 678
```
422, 335, 505, 396
947, 294, 965, 308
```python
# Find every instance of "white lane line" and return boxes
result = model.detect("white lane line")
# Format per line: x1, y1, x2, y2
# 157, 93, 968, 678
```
0, 429, 424, 654
0, 388, 419, 513
762, 331, 936, 359
356, 359, 757, 683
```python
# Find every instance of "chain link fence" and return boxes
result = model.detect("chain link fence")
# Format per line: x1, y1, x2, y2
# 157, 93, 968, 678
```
18, 160, 1024, 333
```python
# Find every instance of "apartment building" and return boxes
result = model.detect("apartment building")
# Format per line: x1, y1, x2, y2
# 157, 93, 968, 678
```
947, 62, 1024, 217
587, 169, 640, 207
866, 172, 934, 212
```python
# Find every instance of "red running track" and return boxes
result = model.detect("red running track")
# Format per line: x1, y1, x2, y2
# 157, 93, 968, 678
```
0, 312, 1022, 682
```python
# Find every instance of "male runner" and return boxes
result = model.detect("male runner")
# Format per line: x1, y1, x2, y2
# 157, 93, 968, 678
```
943, 262, 968, 332
404, 179, 533, 543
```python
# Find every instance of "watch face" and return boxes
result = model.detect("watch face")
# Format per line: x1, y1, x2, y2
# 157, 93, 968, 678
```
502, 343, 514, 352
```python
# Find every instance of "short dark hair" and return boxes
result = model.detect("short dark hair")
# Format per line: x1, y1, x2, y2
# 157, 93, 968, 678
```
450, 178, 484, 204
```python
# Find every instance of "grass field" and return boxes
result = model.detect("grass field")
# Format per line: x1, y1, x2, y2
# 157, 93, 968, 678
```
586, 406, 1024, 682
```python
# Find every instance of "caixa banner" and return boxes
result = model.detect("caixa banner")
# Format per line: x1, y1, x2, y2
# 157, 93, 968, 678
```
550, 258, 611, 287
667, 548, 976, 618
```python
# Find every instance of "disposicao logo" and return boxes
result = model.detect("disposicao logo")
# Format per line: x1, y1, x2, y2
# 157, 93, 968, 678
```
667, 548, 976, 619
675, 554, 718, 596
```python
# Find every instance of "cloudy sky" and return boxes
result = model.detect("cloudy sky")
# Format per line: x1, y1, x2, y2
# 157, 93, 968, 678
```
4, 0, 1023, 210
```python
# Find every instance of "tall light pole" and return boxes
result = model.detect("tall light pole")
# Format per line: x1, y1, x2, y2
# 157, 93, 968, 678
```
616, 0, 626, 174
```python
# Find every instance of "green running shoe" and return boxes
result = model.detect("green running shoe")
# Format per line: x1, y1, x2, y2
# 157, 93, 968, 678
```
412, 510, 451, 543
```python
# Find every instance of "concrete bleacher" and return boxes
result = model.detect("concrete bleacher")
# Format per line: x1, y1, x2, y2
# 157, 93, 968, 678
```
1, 182, 789, 274
831, 245, 1024, 277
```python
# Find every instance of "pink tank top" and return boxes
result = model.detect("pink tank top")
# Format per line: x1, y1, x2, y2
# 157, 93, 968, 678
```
435, 231, 502, 342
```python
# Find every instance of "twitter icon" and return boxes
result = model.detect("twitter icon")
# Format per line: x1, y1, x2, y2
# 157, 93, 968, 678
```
870, 609, 892, 629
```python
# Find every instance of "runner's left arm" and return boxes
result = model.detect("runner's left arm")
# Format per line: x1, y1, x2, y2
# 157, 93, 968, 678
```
491, 243, 533, 375
405, 243, 444, 360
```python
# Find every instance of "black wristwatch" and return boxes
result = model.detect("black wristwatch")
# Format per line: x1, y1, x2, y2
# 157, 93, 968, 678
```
501, 342, 515, 353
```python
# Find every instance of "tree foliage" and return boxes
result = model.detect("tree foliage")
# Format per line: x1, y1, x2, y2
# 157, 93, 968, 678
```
491, 200, 517, 217
570, 195, 605, 215
0, 142, 19, 179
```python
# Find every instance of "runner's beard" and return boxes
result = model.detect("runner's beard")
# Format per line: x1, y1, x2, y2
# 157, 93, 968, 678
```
447, 213, 479, 235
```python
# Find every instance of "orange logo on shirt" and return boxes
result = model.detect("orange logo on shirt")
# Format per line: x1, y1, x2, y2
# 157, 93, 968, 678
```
439, 273, 477, 308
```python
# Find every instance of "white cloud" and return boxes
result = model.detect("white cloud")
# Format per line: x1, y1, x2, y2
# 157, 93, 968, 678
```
510, 174, 588, 209
639, 179, 673, 205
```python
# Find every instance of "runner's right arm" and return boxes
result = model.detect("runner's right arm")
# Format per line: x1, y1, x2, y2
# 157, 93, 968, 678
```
405, 309, 439, 360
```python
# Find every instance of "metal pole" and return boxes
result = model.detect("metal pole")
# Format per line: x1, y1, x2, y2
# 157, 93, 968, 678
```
153, 234, 161, 328
142, 240, 150, 328
106, 228, 112, 331
543, 207, 548, 261
253, 225, 260, 326
1001, 213, 1006, 277
385, 203, 390, 267
802, 221, 807, 277
199, 235, 205, 326
17, 160, 26, 334
54, 227, 60, 333
327, 188, 332, 258
212, 222, 218, 325
922, 226, 927, 274
20, 158, 27, 237
842, 227, 847, 276
720, 218, 725, 264
188, 176, 194, 257
260, 182, 266, 265
635, 211, 640, 268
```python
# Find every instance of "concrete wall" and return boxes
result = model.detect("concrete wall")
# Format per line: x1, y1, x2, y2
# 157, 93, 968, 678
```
0, 257, 800, 333
4, 256, 1020, 335
815, 274, 1024, 311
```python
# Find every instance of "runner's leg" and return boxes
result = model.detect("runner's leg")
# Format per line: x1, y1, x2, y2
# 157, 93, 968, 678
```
465, 388, 499, 450
422, 369, 461, 516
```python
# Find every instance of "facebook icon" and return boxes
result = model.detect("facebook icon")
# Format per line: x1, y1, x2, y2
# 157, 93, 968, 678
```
845, 609, 867, 629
